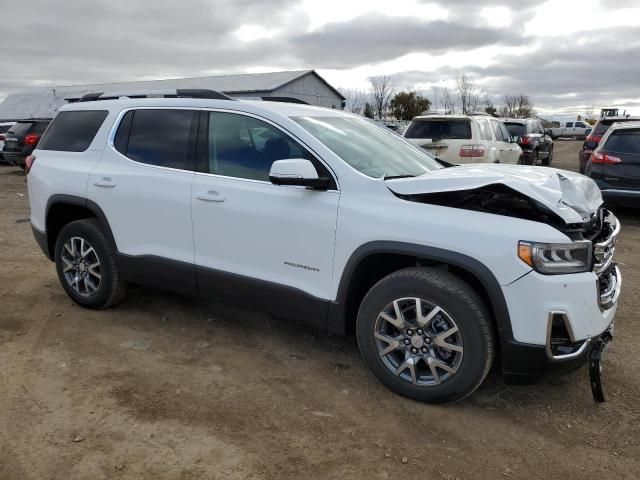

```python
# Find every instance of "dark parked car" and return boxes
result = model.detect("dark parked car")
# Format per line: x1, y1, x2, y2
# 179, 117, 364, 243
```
501, 118, 553, 165
1, 119, 51, 167
579, 116, 640, 173
585, 121, 640, 207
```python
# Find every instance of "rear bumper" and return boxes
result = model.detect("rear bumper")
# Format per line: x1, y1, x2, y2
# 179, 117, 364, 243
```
2, 152, 27, 165
600, 188, 640, 207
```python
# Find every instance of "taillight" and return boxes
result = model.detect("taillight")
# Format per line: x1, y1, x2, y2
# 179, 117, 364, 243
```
591, 151, 622, 165
586, 134, 602, 144
0, 134, 5, 141
25, 155, 36, 174
520, 136, 532, 145
460, 145, 486, 158
24, 133, 40, 146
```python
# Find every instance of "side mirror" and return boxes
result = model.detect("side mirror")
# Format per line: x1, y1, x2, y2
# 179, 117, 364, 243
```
269, 159, 330, 190
512, 136, 520, 143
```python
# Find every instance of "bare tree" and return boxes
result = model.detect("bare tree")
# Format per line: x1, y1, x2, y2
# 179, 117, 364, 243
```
339, 88, 368, 115
368, 76, 395, 119
500, 94, 535, 118
442, 87, 456, 114
456, 74, 482, 114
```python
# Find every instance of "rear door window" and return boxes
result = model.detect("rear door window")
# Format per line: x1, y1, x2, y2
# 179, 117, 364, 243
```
604, 129, 640, 154
498, 123, 512, 141
477, 119, 493, 141
115, 109, 197, 170
491, 121, 506, 142
404, 119, 472, 140
566, 122, 574, 128
38, 111, 108, 152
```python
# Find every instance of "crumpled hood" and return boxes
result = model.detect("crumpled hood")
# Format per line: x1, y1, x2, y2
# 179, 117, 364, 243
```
386, 164, 603, 224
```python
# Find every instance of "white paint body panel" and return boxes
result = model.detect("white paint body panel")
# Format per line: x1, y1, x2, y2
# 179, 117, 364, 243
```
27, 97, 619, 348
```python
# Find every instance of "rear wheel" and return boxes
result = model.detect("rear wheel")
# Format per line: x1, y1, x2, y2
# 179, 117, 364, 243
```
54, 219, 127, 309
356, 267, 494, 403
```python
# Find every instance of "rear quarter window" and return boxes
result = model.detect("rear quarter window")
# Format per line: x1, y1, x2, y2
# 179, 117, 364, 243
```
603, 129, 640, 154
404, 119, 472, 140
38, 111, 108, 152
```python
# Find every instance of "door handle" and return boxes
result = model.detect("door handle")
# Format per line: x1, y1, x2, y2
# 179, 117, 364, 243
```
93, 177, 116, 188
196, 190, 225, 203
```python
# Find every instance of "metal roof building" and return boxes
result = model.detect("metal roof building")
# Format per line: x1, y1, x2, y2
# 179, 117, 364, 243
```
0, 70, 345, 121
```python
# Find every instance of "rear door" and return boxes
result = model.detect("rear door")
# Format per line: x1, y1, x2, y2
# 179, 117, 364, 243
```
490, 120, 512, 163
564, 122, 574, 136
600, 128, 640, 190
87, 108, 198, 292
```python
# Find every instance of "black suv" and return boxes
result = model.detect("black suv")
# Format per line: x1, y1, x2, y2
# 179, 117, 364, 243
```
501, 118, 553, 166
586, 121, 640, 207
1, 119, 51, 167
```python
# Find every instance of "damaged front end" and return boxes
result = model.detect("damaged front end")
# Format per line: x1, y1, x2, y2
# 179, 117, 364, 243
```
394, 183, 568, 229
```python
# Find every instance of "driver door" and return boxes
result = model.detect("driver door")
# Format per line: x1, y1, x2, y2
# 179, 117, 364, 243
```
191, 110, 340, 325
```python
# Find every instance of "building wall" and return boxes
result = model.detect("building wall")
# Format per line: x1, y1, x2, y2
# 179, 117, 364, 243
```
270, 74, 344, 109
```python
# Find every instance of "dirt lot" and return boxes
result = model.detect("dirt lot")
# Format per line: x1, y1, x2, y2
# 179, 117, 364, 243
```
1, 140, 639, 480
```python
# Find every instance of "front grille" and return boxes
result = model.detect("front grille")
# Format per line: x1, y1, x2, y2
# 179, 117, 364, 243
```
591, 209, 620, 309
592, 210, 619, 277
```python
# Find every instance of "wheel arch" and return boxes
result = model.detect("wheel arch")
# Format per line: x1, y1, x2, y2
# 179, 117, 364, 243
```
327, 242, 513, 347
45, 195, 116, 260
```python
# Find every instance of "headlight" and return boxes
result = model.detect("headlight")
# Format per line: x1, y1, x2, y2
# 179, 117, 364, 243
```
518, 240, 592, 274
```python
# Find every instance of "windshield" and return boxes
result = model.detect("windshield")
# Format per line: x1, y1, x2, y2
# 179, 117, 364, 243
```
404, 118, 472, 140
504, 123, 526, 137
292, 116, 442, 178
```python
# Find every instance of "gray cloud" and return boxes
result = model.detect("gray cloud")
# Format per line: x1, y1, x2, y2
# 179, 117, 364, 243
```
290, 14, 523, 69
0, 0, 636, 116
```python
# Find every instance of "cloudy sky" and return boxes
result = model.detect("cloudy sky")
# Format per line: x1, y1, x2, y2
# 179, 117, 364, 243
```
1, 0, 639, 119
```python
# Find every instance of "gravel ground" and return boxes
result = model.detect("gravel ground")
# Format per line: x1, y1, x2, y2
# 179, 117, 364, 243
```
0, 140, 638, 479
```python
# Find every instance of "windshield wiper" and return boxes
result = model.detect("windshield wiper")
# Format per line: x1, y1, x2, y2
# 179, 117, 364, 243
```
384, 174, 416, 180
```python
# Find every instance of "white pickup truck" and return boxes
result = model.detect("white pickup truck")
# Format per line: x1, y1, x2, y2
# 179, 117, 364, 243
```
548, 121, 590, 139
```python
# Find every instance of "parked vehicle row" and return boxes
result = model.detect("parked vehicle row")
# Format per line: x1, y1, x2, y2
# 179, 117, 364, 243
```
403, 113, 525, 165
26, 90, 619, 403
0, 122, 15, 160
579, 116, 640, 173
548, 120, 590, 139
585, 121, 640, 207
501, 118, 553, 166
0, 119, 50, 167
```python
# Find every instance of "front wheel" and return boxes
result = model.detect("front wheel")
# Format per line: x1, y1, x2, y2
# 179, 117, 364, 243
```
356, 267, 495, 403
54, 219, 127, 309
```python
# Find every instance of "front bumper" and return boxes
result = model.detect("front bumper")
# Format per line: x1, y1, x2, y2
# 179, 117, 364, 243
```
499, 211, 621, 382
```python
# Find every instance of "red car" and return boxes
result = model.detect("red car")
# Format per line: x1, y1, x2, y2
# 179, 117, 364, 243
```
579, 116, 640, 173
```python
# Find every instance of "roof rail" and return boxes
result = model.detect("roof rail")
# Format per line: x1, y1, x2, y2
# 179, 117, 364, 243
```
68, 89, 236, 103
261, 96, 310, 105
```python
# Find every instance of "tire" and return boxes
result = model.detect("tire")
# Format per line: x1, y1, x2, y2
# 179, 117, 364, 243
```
517, 154, 525, 165
542, 147, 553, 166
54, 219, 127, 309
356, 267, 494, 403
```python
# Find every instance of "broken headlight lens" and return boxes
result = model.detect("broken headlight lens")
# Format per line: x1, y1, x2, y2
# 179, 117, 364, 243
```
518, 241, 592, 274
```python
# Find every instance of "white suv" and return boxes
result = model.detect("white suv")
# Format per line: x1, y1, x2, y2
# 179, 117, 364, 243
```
27, 90, 620, 403
404, 113, 523, 165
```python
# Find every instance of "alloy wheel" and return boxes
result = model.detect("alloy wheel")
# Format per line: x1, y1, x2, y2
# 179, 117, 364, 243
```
61, 236, 102, 297
374, 297, 463, 386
